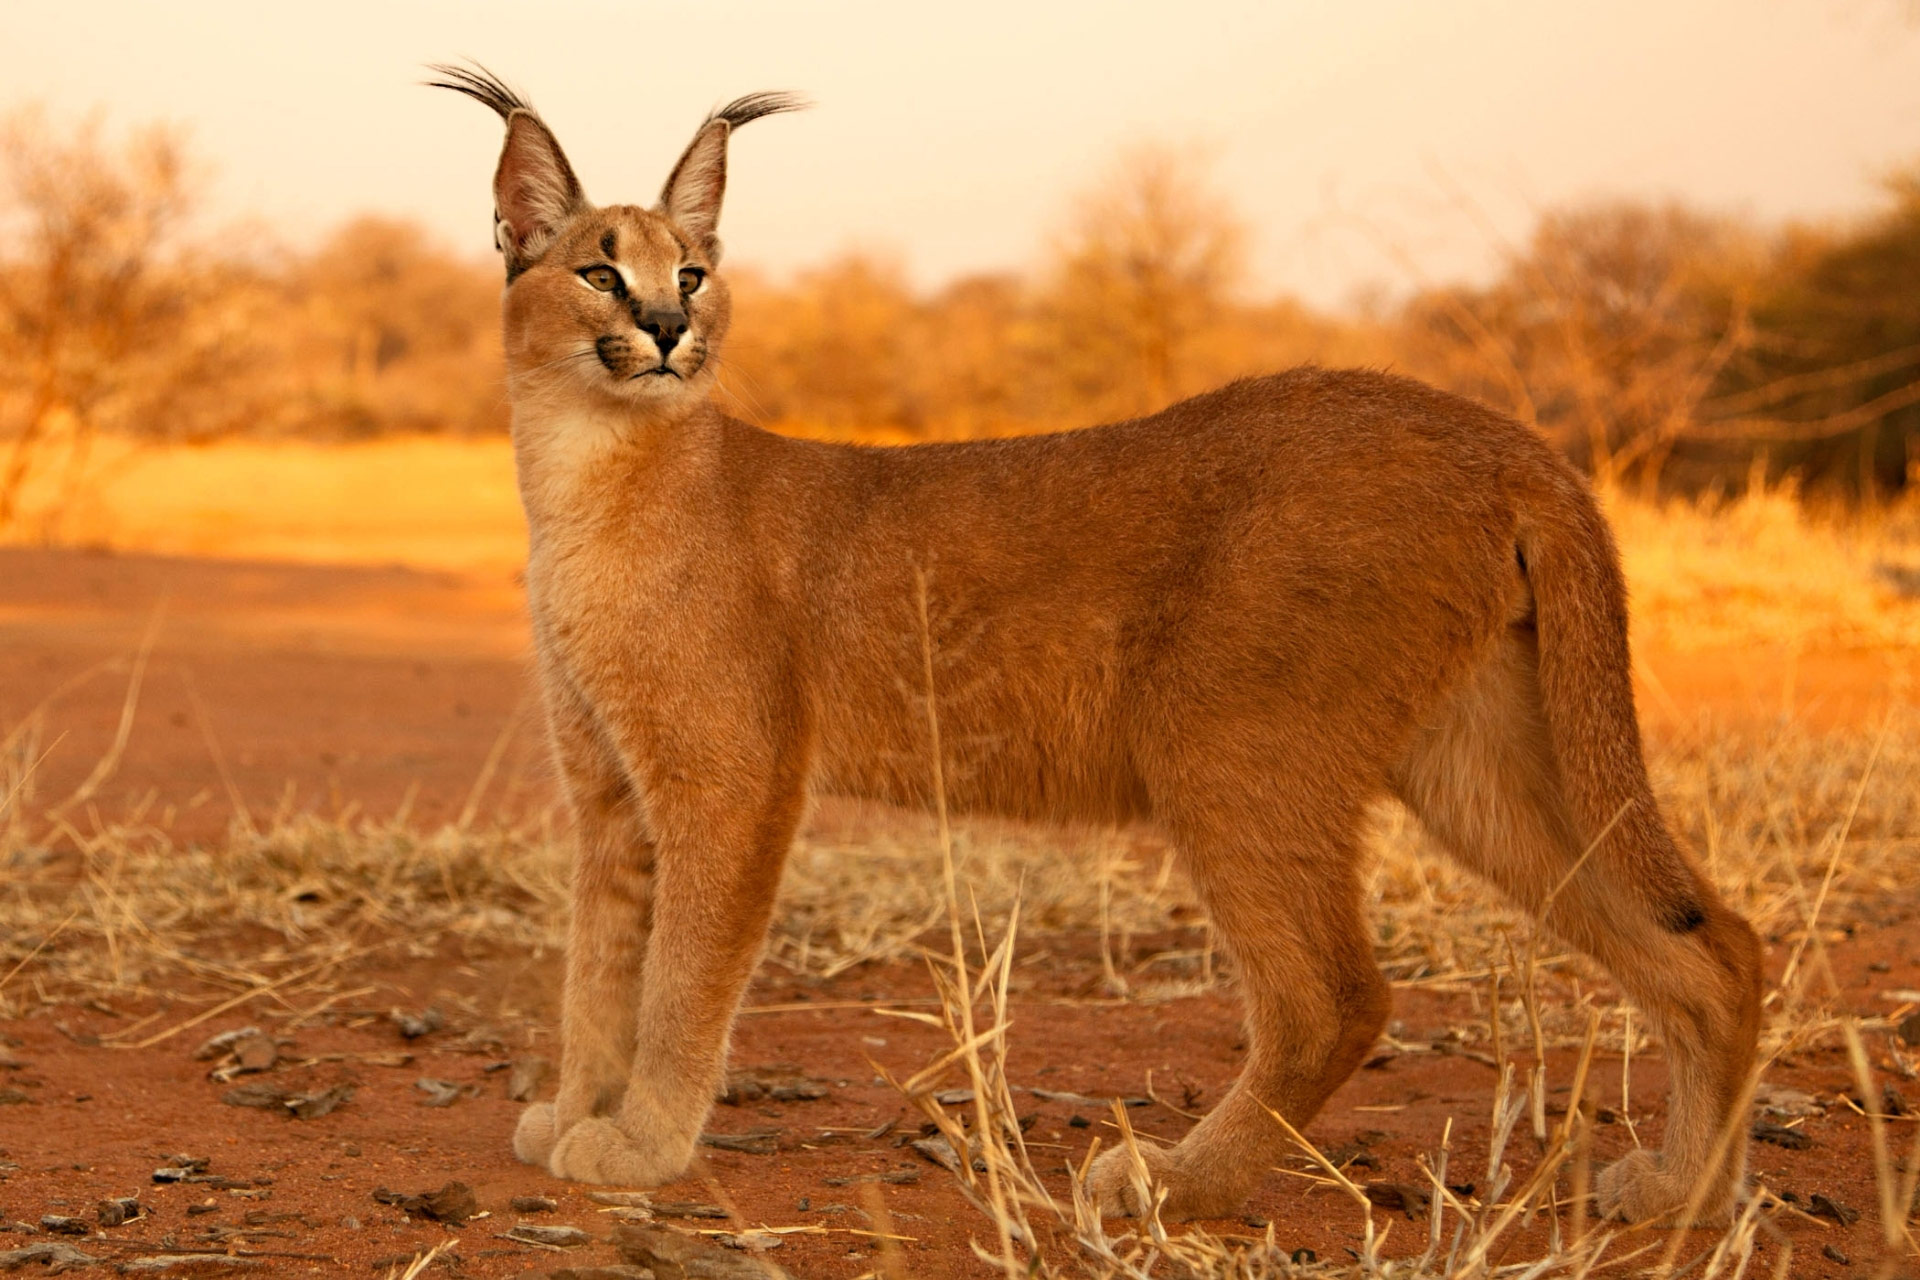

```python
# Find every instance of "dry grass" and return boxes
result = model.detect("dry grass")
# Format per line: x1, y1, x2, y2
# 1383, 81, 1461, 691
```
1609, 480, 1920, 654
3, 701, 1913, 1044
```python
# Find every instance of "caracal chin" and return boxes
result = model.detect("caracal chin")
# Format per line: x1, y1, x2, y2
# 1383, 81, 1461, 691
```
431, 63, 1762, 1225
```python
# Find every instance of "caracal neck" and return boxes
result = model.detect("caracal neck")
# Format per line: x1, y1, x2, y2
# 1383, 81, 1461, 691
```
508, 392, 715, 553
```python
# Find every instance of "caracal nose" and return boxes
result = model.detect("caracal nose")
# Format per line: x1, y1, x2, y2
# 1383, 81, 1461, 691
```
635, 304, 689, 359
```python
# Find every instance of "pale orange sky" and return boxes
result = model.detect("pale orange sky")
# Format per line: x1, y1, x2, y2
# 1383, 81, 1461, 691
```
4, 0, 1919, 307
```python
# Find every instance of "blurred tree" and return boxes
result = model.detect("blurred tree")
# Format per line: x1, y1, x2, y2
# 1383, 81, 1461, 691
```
0, 108, 264, 528
283, 217, 506, 438
1703, 172, 1920, 497
726, 254, 926, 436
1397, 202, 1757, 493
1034, 145, 1246, 421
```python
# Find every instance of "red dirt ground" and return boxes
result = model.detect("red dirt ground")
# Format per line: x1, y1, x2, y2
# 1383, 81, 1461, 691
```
2, 547, 1916, 1278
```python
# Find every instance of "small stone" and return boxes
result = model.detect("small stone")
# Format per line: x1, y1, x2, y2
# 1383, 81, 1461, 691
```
0, 1242, 97, 1270
186, 1198, 219, 1216
509, 1195, 557, 1214
0, 1089, 30, 1106
1822, 1243, 1850, 1265
585, 1191, 653, 1208
221, 1082, 290, 1110
718, 1229, 783, 1251
502, 1223, 592, 1248
231, 1032, 278, 1074
39, 1214, 88, 1235
152, 1157, 210, 1182
97, 1196, 143, 1227
649, 1201, 728, 1219
389, 1007, 445, 1040
1899, 1012, 1920, 1047
1363, 1182, 1430, 1218
719, 1064, 828, 1105
1067, 1114, 1090, 1129
1751, 1121, 1811, 1149
699, 1128, 780, 1155
371, 1181, 478, 1224
414, 1078, 464, 1108
285, 1083, 353, 1119
1807, 1193, 1860, 1225
191, 1027, 262, 1061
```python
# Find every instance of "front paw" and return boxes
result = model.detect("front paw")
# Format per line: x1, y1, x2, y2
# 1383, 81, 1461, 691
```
512, 1102, 558, 1166
1597, 1149, 1735, 1225
548, 1115, 695, 1186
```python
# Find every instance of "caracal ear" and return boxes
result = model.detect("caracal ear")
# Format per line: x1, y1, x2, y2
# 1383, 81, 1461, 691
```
493, 113, 586, 272
658, 92, 807, 261
426, 61, 587, 278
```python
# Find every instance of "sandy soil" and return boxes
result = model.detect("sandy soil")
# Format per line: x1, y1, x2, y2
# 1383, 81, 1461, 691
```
1, 547, 1916, 1277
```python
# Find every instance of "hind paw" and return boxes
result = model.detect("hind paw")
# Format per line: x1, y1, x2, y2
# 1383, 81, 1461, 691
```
1597, 1149, 1735, 1225
1086, 1142, 1248, 1221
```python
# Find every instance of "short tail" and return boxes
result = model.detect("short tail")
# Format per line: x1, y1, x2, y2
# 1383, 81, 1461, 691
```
1517, 473, 1705, 933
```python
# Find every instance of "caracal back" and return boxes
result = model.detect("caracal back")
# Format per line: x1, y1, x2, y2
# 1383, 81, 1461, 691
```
430, 63, 1764, 1225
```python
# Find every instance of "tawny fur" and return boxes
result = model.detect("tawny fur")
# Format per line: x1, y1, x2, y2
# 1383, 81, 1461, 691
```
432, 65, 1764, 1224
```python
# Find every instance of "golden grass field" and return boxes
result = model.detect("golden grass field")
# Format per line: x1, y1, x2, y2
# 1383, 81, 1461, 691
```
14, 435, 1920, 656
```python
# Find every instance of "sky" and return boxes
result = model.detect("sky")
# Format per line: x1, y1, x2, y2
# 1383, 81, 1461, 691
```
3, 0, 1919, 309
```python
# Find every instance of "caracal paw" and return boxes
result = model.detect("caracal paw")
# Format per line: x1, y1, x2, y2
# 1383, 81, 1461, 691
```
548, 1115, 692, 1186
1087, 1142, 1245, 1221
512, 1102, 558, 1166
1596, 1148, 1735, 1225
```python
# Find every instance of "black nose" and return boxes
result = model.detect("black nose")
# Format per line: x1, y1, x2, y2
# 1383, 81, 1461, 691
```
635, 305, 688, 359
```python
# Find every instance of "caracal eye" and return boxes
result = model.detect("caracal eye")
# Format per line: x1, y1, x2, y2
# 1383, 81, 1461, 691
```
678, 267, 705, 295
580, 265, 620, 292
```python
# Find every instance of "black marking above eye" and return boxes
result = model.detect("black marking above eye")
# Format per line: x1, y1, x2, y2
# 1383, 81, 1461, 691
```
600, 229, 618, 258
580, 266, 621, 292
678, 267, 705, 294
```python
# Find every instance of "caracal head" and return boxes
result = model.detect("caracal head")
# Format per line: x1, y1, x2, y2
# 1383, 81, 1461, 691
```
429, 64, 803, 420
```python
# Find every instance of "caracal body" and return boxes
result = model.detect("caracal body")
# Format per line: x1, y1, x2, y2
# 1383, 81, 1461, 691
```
432, 65, 1763, 1223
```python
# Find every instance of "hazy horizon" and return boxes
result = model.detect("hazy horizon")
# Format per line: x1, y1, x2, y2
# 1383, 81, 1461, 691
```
4, 0, 1919, 309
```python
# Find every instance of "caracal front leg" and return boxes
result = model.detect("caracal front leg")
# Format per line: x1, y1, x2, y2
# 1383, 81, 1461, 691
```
513, 688, 657, 1167
547, 757, 808, 1185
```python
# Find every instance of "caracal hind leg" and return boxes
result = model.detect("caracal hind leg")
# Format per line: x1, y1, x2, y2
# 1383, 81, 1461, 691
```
1392, 635, 1762, 1223
547, 764, 807, 1185
515, 689, 656, 1166
1089, 787, 1389, 1220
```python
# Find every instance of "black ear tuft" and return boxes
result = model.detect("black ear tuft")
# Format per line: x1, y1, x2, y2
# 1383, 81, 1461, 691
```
708, 91, 810, 131
424, 61, 532, 120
